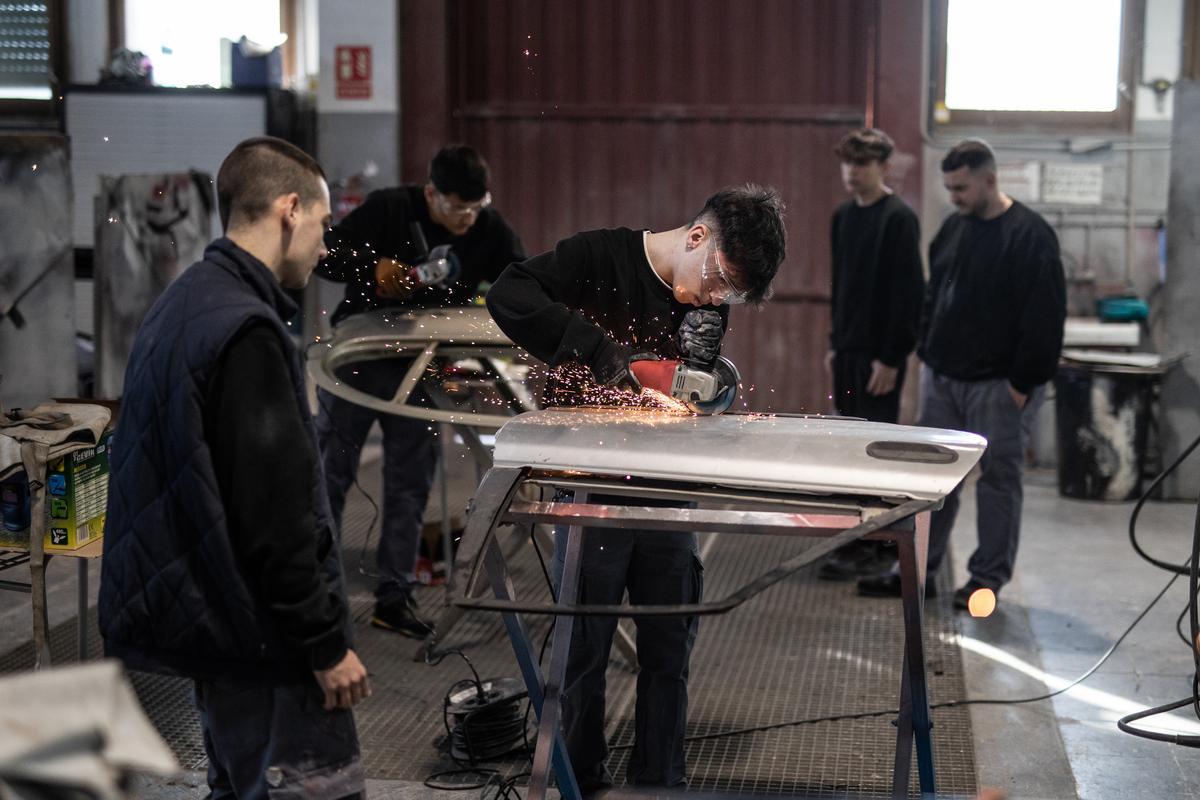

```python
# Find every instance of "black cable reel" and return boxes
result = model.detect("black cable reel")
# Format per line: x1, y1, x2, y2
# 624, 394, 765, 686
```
443, 676, 531, 763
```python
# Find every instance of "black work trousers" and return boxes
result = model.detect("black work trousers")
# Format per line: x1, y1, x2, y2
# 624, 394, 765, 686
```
194, 677, 363, 800
552, 512, 703, 790
832, 350, 905, 423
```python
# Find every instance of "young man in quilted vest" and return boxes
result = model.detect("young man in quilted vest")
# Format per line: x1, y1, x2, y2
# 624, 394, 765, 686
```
100, 137, 370, 799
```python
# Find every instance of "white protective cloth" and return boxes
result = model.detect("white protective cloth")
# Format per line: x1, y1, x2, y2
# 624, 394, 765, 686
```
0, 660, 179, 799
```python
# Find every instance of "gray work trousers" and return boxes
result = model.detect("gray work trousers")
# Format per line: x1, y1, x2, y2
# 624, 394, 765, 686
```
919, 366, 1044, 591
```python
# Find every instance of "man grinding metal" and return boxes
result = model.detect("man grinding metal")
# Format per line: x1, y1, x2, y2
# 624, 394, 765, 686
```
486, 184, 786, 793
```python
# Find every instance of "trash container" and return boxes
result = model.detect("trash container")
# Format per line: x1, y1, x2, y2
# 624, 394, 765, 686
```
1054, 360, 1162, 501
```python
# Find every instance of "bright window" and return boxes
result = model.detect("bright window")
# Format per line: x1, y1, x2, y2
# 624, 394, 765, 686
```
943, 0, 1124, 113
124, 0, 282, 88
0, 2, 53, 100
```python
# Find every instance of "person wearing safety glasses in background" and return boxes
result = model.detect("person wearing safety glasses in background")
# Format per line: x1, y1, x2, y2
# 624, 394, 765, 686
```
315, 144, 524, 637
486, 185, 786, 794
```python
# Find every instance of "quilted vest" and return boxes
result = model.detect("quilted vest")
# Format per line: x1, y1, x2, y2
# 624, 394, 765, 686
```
99, 237, 346, 681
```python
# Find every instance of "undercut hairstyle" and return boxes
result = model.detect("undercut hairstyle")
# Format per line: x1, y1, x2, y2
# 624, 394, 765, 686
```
694, 183, 787, 305
217, 137, 326, 230
834, 128, 895, 164
941, 138, 997, 174
429, 144, 491, 201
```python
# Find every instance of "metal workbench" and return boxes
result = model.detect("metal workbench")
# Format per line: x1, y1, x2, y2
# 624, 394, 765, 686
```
450, 408, 987, 799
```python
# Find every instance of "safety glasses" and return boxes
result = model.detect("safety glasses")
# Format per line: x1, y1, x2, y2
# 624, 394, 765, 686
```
435, 191, 492, 218
702, 244, 749, 305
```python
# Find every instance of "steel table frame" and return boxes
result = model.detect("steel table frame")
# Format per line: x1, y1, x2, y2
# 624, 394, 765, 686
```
452, 467, 940, 800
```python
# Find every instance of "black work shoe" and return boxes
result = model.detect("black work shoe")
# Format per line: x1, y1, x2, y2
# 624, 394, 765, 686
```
818, 542, 897, 581
856, 572, 937, 599
370, 596, 434, 638
817, 553, 864, 581
953, 580, 997, 612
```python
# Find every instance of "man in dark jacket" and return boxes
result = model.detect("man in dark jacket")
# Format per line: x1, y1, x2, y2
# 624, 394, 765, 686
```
315, 145, 524, 636
858, 138, 1066, 610
819, 128, 924, 581
100, 137, 370, 799
486, 185, 786, 793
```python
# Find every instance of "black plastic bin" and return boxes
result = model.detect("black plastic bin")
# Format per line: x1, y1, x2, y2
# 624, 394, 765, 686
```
1054, 362, 1161, 501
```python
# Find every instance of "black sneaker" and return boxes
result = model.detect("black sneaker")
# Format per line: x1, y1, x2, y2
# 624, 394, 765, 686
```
371, 596, 434, 638
856, 572, 937, 599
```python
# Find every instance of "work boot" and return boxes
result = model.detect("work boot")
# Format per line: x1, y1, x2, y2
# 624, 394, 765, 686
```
371, 594, 434, 638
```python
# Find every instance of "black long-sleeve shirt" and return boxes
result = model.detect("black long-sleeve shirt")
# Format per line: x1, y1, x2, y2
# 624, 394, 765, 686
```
829, 194, 924, 367
203, 322, 348, 672
485, 228, 728, 404
317, 185, 525, 324
920, 200, 1066, 394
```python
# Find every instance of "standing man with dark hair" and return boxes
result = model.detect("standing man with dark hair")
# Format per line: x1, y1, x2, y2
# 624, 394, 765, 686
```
819, 128, 924, 582
101, 137, 370, 799
487, 184, 786, 793
858, 138, 1065, 609
315, 144, 525, 636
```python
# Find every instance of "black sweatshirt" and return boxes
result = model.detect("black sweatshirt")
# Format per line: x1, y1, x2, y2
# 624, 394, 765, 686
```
485, 228, 728, 403
317, 185, 525, 324
203, 322, 348, 672
920, 201, 1066, 394
829, 194, 924, 367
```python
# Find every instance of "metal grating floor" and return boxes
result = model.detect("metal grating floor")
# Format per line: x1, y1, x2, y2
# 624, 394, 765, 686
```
0, 464, 976, 798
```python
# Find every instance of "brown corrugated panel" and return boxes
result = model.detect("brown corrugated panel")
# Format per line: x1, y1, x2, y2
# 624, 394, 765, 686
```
403, 0, 923, 415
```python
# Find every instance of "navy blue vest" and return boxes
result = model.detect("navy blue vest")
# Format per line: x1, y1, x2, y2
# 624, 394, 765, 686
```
99, 238, 346, 681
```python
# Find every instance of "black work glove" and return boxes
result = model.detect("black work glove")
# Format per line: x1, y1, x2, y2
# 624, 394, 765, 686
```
676, 309, 725, 368
588, 338, 661, 392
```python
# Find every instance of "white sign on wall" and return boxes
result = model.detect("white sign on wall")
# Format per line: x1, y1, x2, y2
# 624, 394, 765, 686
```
997, 162, 1042, 203
1042, 163, 1105, 205
317, 0, 396, 113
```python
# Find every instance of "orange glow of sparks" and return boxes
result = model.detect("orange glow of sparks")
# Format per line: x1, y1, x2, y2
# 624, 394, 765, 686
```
967, 588, 996, 618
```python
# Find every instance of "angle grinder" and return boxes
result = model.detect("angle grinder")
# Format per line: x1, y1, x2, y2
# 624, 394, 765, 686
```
630, 354, 741, 415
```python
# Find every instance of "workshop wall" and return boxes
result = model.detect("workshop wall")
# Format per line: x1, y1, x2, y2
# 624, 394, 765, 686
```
919, 0, 1185, 471
400, 0, 925, 415
307, 0, 400, 338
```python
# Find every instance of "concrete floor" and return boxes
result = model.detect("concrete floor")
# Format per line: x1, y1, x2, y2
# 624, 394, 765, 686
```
3, 464, 1199, 799
953, 469, 1200, 799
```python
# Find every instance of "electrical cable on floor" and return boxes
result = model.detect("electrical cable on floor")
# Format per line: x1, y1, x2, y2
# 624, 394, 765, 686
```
1116, 446, 1200, 745
1128, 430, 1200, 575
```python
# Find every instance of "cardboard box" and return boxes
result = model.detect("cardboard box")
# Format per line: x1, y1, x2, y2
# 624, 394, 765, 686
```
0, 431, 111, 551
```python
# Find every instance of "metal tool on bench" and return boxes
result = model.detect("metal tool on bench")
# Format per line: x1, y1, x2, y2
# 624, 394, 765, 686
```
449, 408, 987, 800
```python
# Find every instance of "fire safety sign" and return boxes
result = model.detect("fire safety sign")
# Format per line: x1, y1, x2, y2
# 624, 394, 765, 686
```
335, 46, 372, 100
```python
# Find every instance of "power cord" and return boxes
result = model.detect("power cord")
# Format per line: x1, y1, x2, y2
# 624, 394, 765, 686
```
1116, 429, 1200, 744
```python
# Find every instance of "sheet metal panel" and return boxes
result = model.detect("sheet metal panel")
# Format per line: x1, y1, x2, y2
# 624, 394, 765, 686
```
492, 408, 986, 502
